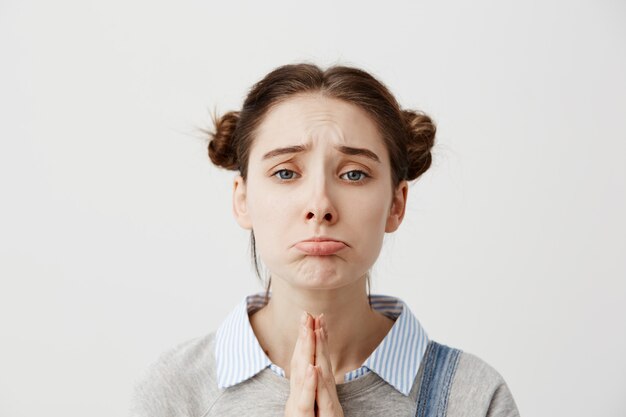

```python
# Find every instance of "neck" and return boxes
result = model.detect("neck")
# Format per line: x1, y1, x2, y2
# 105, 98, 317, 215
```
249, 275, 394, 383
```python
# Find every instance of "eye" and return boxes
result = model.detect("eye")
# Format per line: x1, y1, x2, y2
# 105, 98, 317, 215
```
340, 170, 369, 182
273, 169, 299, 180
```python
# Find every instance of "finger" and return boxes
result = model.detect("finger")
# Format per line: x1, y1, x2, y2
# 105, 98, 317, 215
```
315, 364, 344, 417
296, 364, 317, 414
314, 315, 334, 386
289, 312, 315, 391
303, 313, 315, 366
315, 316, 342, 414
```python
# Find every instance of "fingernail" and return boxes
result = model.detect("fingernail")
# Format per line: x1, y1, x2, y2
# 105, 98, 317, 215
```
307, 364, 314, 377
300, 311, 308, 325
319, 313, 326, 329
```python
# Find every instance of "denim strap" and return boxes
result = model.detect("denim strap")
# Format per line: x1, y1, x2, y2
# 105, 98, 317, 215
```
414, 341, 462, 417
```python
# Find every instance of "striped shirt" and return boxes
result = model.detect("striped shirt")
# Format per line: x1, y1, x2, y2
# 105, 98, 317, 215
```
214, 292, 429, 396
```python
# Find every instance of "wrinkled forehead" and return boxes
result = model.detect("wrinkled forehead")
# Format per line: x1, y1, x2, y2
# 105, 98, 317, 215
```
249, 94, 388, 161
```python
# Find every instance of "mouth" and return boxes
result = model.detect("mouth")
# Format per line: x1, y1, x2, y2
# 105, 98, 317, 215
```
294, 237, 347, 256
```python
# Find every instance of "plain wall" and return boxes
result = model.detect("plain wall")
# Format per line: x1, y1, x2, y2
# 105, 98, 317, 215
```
1, 0, 624, 416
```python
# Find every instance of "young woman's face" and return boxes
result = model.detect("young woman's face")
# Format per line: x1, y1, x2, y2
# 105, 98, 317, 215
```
233, 93, 407, 291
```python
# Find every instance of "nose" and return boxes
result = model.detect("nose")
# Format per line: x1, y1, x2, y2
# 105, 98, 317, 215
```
304, 179, 338, 225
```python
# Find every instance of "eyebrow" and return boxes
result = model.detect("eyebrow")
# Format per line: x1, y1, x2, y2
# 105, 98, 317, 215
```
262, 145, 309, 160
336, 145, 381, 163
262, 144, 381, 163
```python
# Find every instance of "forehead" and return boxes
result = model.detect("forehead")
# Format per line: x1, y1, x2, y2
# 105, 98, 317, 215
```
251, 93, 387, 158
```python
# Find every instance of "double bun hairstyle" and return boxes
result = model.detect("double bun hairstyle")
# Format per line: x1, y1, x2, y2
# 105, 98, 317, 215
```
205, 63, 437, 300
207, 63, 436, 188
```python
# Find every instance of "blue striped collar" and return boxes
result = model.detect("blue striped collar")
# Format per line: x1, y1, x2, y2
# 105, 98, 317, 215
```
214, 292, 429, 396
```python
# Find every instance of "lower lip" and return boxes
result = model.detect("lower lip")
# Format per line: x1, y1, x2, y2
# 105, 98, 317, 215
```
294, 241, 347, 256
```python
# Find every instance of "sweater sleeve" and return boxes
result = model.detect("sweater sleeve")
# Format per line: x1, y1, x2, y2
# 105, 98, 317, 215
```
128, 333, 222, 417
446, 352, 520, 417
486, 380, 520, 417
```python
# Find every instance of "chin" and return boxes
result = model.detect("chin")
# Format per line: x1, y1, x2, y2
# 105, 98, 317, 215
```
288, 262, 360, 290
267, 256, 370, 290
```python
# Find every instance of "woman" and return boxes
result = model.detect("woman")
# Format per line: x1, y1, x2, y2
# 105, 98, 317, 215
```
130, 63, 520, 417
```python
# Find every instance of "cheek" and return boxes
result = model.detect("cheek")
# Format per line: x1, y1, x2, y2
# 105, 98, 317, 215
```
246, 185, 299, 252
339, 188, 391, 250
248, 184, 296, 222
342, 185, 390, 226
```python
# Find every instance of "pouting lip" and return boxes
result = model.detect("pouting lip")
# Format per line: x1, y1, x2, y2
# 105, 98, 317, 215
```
293, 239, 348, 256
294, 236, 349, 247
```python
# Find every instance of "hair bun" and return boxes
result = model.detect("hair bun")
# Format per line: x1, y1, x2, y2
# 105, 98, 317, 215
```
207, 111, 240, 170
402, 109, 436, 181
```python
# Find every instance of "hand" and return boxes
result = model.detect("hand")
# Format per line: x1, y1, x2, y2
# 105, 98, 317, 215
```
284, 312, 344, 417
313, 314, 344, 417
284, 312, 317, 417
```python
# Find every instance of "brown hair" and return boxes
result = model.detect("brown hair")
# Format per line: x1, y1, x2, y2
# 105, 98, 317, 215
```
206, 63, 436, 302
209, 63, 435, 185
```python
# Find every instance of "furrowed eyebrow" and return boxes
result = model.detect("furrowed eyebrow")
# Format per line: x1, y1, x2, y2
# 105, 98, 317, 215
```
262, 145, 309, 160
335, 146, 381, 163
261, 144, 380, 163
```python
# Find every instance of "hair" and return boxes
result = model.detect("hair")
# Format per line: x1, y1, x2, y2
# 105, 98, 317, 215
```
206, 63, 437, 305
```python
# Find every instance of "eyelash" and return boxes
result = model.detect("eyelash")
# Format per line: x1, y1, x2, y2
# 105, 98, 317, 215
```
271, 169, 370, 184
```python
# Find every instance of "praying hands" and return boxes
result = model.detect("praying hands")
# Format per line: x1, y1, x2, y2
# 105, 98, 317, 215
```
284, 312, 345, 417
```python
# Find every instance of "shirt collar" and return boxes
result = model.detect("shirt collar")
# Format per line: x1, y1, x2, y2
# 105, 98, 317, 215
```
215, 292, 429, 396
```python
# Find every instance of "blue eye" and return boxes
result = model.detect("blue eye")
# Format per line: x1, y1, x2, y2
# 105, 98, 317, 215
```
274, 169, 297, 180
341, 170, 368, 182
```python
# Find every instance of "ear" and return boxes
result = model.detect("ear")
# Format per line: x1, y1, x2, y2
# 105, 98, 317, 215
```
385, 180, 408, 233
233, 175, 252, 230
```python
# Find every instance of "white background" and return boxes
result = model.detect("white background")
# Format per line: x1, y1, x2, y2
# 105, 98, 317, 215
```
1, 0, 625, 416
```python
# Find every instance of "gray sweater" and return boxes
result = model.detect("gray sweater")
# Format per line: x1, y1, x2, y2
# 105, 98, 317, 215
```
130, 332, 520, 417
